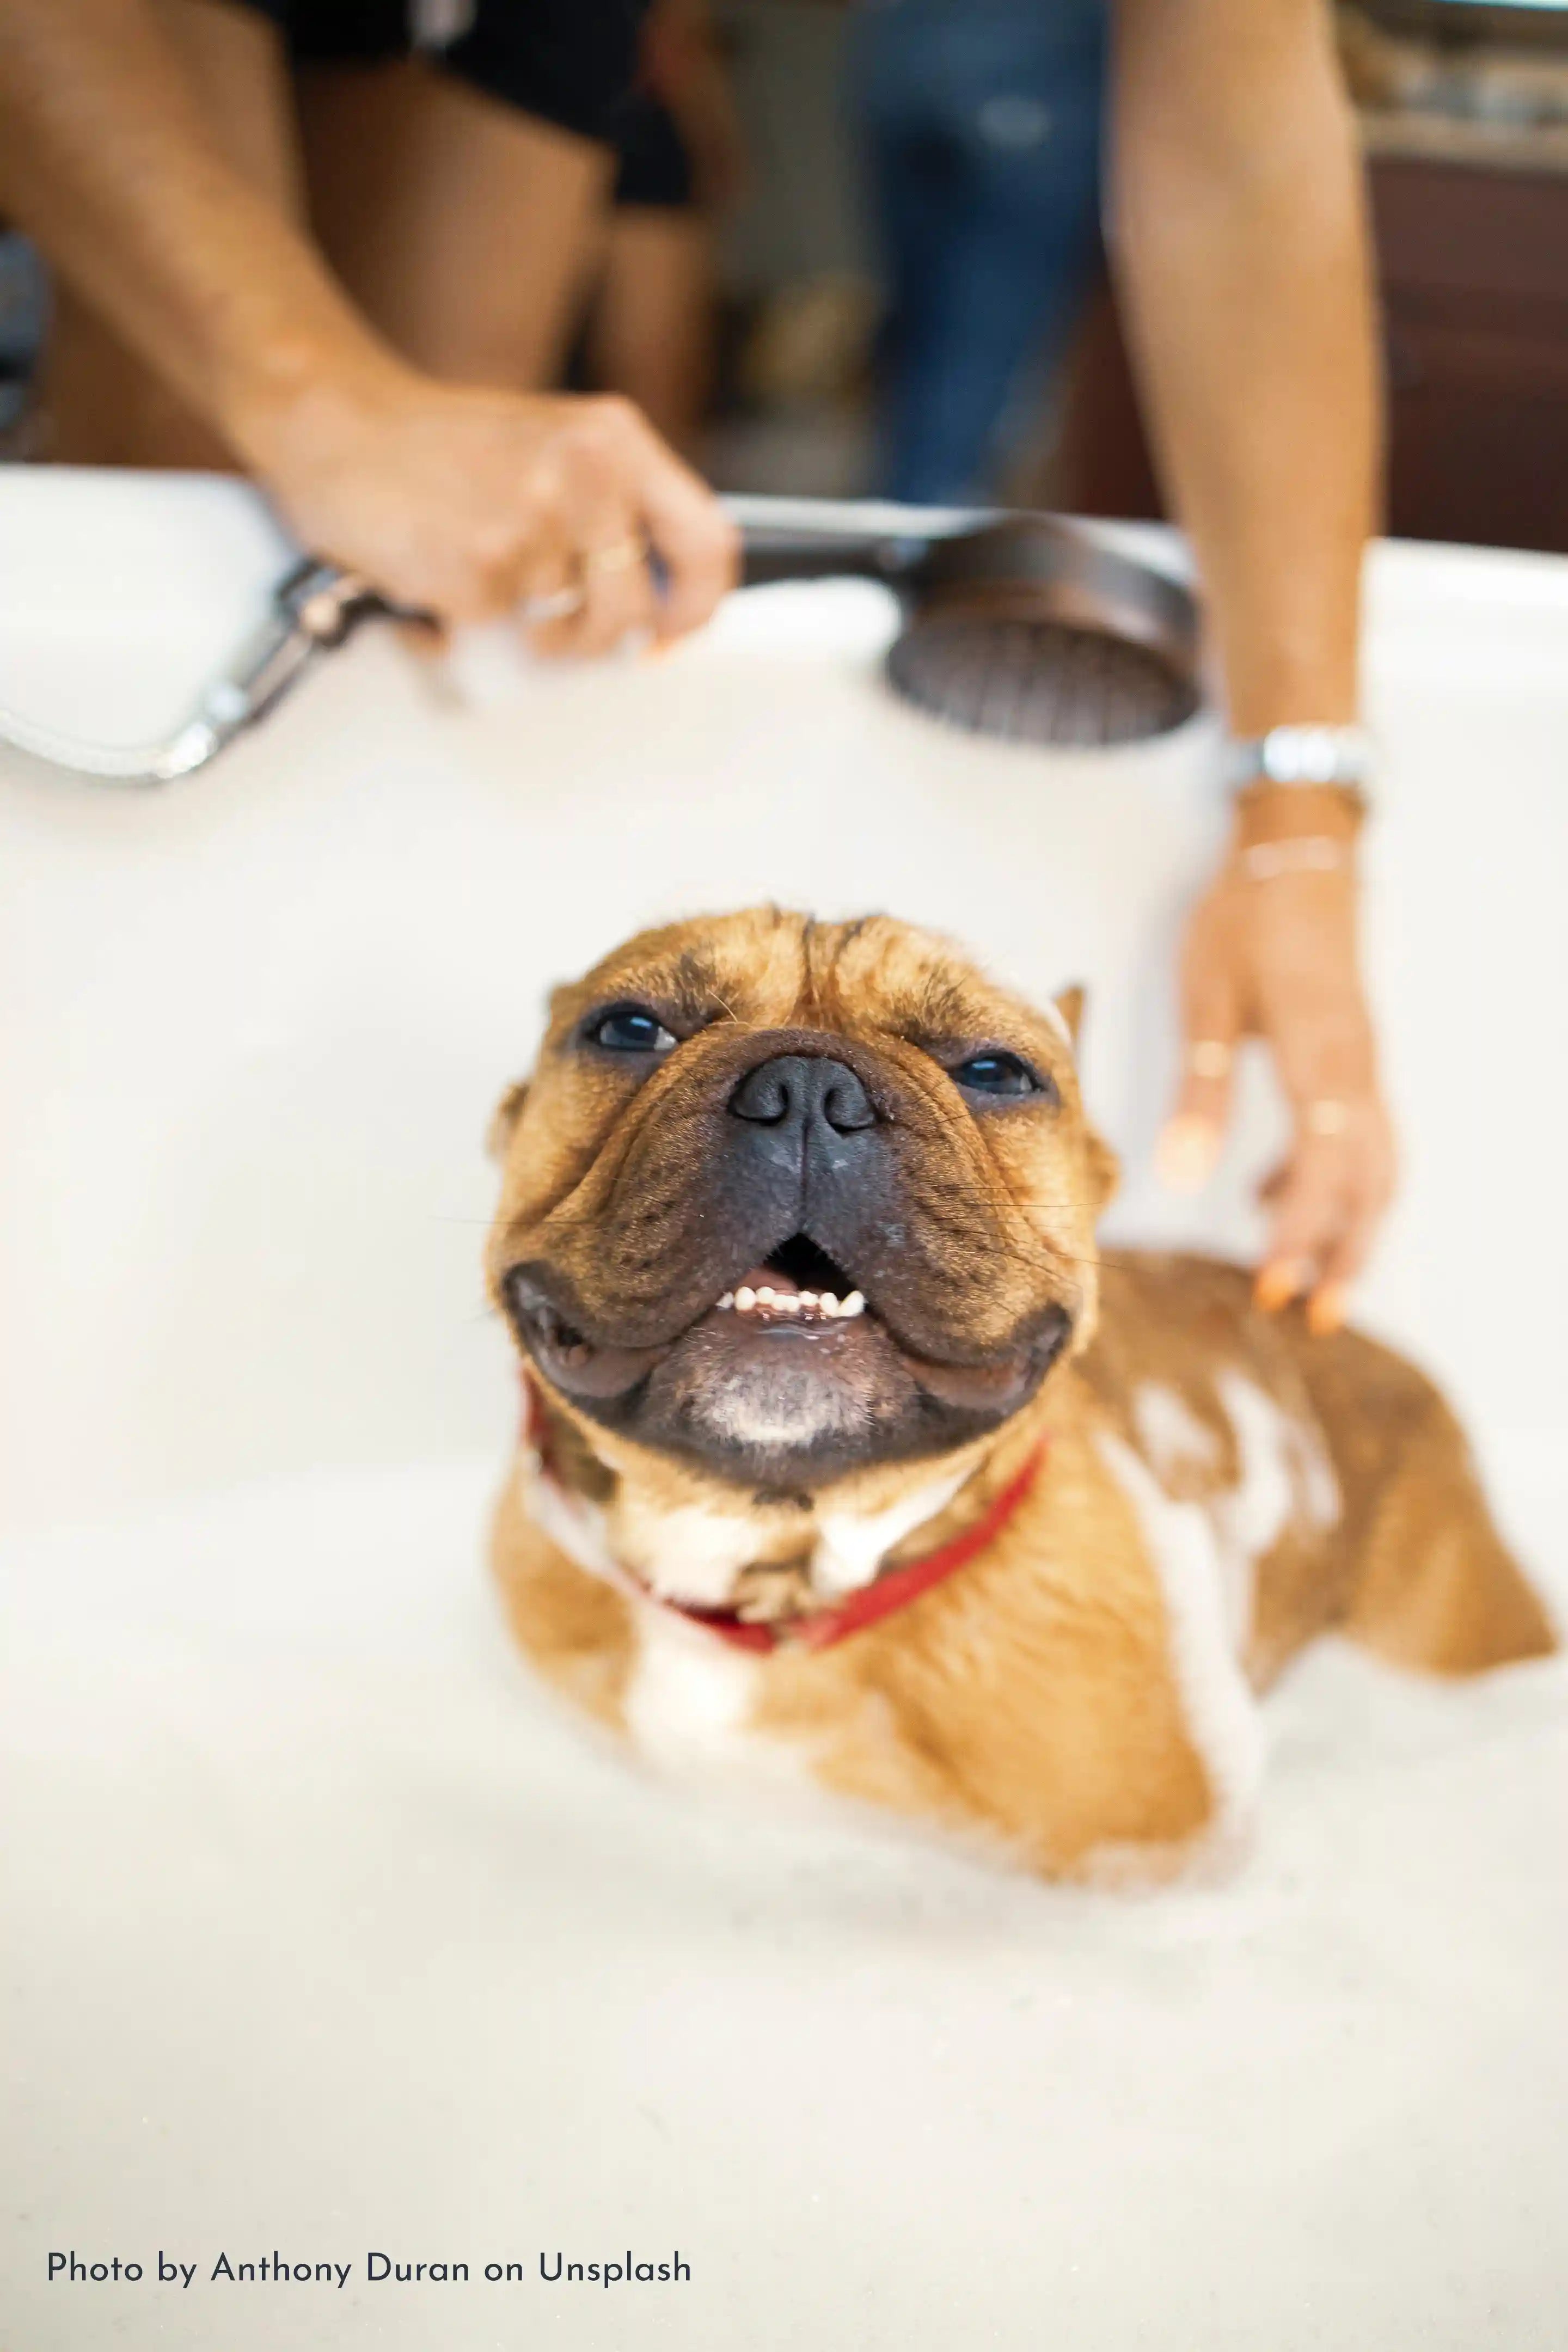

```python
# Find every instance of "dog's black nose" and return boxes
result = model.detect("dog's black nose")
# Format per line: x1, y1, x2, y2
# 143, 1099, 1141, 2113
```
728, 1055, 877, 1138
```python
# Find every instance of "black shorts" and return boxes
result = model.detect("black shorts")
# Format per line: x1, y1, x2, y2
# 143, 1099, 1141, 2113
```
611, 93, 695, 211
232, 1, 650, 144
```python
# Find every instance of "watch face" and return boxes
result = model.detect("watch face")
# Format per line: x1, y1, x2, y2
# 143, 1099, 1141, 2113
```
1264, 727, 1336, 783
1225, 728, 1374, 806
1258, 727, 1372, 787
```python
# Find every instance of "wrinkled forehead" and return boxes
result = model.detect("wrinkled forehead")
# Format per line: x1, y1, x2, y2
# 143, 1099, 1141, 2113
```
547, 909, 1067, 1061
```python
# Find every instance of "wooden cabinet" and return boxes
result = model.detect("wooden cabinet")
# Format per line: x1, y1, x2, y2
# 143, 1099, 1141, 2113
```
1055, 146, 1568, 557
1375, 153, 1568, 552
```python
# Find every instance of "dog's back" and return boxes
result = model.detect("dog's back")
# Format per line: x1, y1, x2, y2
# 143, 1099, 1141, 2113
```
1085, 1250, 1557, 1686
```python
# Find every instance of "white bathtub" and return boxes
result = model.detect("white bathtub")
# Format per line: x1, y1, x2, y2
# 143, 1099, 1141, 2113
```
2, 468, 1565, 2351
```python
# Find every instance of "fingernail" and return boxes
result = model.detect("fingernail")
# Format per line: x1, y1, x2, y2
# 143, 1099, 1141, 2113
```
1156, 1118, 1220, 1193
1308, 1283, 1349, 1337
1255, 1260, 1306, 1313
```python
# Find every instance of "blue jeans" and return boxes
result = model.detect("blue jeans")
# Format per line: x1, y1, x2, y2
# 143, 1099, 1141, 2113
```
848, 0, 1107, 506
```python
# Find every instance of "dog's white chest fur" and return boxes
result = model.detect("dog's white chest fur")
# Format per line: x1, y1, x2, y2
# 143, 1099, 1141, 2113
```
522, 1454, 965, 1789
608, 1469, 968, 1610
620, 1607, 790, 1786
523, 1470, 788, 1781
616, 1477, 966, 1785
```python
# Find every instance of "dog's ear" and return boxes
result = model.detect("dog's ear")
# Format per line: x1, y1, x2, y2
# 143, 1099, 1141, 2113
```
486, 1081, 529, 1163
1049, 985, 1115, 1204
1085, 1126, 1120, 1209
1052, 983, 1087, 1049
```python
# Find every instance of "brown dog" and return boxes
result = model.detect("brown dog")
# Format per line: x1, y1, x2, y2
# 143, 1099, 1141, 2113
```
486, 909, 1555, 1881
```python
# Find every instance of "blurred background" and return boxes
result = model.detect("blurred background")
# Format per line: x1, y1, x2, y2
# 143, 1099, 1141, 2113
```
4, 0, 1567, 550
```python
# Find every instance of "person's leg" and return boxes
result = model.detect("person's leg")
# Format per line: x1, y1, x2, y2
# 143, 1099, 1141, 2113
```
295, 56, 608, 393
852, 2, 1106, 506
296, 0, 648, 395
866, 137, 969, 505
579, 94, 713, 456
924, 11, 1105, 500
584, 208, 714, 455
33, 0, 304, 467
848, 9, 957, 500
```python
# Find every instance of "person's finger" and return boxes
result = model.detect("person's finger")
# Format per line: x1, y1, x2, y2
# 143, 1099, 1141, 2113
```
1255, 1086, 1388, 1314
1306, 1217, 1367, 1337
599, 401, 738, 640
1157, 910, 1242, 1194
515, 566, 583, 634
1255, 964, 1376, 1284
528, 411, 665, 656
1305, 1187, 1377, 1334
1304, 1111, 1397, 1333
530, 517, 657, 659
523, 394, 719, 645
516, 443, 654, 657
1261, 1088, 1380, 1309
646, 486, 739, 643
511, 492, 580, 618
476, 476, 575, 631
580, 530, 660, 657
1255, 1140, 1352, 1312
452, 505, 560, 622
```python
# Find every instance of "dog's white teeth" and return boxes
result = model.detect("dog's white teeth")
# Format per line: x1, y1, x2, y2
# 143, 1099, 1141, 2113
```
724, 1282, 860, 1323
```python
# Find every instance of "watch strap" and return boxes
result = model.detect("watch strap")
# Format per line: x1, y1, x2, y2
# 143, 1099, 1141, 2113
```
1226, 724, 1375, 806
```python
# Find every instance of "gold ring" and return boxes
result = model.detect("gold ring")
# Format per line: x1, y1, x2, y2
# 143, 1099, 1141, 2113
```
582, 536, 645, 578
1188, 1040, 1233, 1080
1306, 1098, 1350, 1137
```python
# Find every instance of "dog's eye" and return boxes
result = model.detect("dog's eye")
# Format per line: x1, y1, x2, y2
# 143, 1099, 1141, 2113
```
951, 1050, 1052, 1100
586, 1004, 678, 1055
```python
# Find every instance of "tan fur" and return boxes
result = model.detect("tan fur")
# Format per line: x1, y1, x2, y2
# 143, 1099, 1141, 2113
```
493, 1464, 638, 1729
487, 911, 1557, 1882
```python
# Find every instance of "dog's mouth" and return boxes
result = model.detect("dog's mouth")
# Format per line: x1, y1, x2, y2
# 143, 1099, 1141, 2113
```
506, 1226, 1070, 1451
509, 1233, 877, 1392
714, 1233, 867, 1327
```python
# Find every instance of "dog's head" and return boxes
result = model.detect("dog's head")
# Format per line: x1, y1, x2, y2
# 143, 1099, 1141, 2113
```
487, 910, 1117, 1492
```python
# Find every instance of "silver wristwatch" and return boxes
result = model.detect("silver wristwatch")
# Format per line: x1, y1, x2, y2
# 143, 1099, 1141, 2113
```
1226, 724, 1376, 810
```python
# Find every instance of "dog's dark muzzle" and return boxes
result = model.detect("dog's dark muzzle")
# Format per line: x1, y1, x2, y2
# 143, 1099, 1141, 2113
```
711, 1038, 903, 1277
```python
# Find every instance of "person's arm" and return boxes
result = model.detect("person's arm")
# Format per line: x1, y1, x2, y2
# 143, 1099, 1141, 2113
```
0, 0, 387, 455
1111, 0, 1394, 1331
0, 0, 736, 646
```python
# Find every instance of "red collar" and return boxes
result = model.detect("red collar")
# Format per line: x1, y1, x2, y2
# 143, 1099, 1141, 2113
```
520, 1374, 1044, 1653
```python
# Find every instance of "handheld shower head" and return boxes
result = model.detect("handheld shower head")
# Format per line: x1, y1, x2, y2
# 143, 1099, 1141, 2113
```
0, 560, 399, 787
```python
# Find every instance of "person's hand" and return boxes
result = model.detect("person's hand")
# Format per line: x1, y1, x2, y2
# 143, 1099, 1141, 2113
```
235, 360, 738, 654
1156, 793, 1396, 1334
